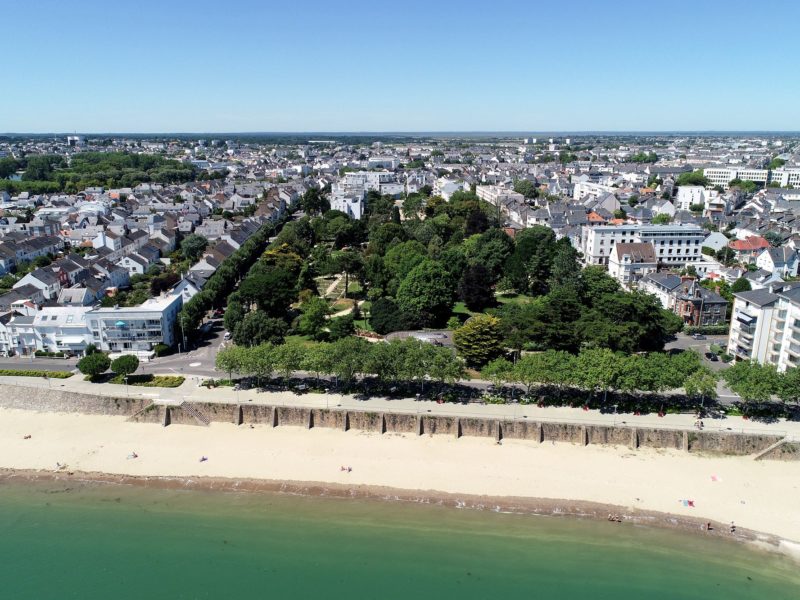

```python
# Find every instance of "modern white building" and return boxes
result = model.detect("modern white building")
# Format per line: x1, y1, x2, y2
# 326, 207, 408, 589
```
703, 167, 800, 190
675, 186, 718, 212
582, 224, 706, 267
475, 185, 525, 206
433, 177, 467, 200
87, 289, 184, 357
30, 306, 93, 355
727, 283, 800, 371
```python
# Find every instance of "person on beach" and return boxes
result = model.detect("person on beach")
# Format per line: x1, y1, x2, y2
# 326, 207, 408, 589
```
730, 522, 736, 534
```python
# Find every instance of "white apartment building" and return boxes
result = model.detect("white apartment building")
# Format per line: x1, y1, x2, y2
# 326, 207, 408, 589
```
475, 185, 525, 206
727, 283, 800, 372
31, 306, 93, 355
572, 181, 616, 201
433, 177, 467, 200
607, 242, 657, 287
88, 289, 184, 357
704, 167, 800, 189
582, 224, 706, 266
675, 186, 719, 211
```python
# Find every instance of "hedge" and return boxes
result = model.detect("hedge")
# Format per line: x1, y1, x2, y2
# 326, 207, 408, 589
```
0, 369, 72, 378
683, 325, 730, 335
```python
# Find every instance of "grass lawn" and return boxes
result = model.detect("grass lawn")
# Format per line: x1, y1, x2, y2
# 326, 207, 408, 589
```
452, 301, 475, 317
330, 298, 355, 312
283, 334, 317, 346
495, 292, 535, 305
353, 318, 374, 332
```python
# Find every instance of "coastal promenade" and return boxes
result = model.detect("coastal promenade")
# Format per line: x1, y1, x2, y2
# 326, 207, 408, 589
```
2, 373, 797, 439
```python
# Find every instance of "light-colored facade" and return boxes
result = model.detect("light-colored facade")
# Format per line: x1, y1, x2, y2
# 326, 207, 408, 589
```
607, 242, 657, 287
30, 306, 93, 355
88, 290, 183, 355
727, 284, 800, 372
703, 167, 800, 190
582, 224, 706, 266
476, 185, 524, 206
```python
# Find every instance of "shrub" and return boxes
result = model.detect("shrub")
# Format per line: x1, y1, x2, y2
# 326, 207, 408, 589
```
153, 343, 172, 357
111, 354, 140, 377
684, 325, 729, 335
0, 369, 72, 378
108, 374, 185, 387
77, 353, 111, 378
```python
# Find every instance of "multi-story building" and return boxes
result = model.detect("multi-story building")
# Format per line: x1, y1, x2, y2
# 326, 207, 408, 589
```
87, 289, 183, 357
582, 224, 706, 267
703, 167, 800, 190
30, 306, 93, 355
476, 185, 525, 206
607, 242, 657, 287
673, 280, 728, 327
727, 283, 800, 371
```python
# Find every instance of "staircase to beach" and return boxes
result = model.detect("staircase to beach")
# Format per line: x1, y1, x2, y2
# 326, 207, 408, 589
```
753, 436, 792, 461
180, 402, 210, 426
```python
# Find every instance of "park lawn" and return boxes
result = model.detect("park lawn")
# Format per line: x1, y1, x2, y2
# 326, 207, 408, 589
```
330, 298, 355, 312
108, 374, 185, 387
283, 334, 317, 347
452, 301, 475, 317
353, 318, 373, 332
347, 281, 363, 296
495, 292, 535, 305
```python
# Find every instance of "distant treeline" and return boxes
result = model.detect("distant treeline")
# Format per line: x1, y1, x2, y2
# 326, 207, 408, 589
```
0, 152, 197, 193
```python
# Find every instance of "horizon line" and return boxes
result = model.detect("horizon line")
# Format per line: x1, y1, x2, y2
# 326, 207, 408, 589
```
3, 130, 800, 137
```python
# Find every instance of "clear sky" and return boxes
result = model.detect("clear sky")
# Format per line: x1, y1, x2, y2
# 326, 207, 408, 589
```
4, 0, 799, 133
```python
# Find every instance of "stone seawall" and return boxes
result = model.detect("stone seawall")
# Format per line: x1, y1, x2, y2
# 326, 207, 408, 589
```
0, 383, 791, 459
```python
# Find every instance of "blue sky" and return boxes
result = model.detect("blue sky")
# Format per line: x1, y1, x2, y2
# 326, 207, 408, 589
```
3, 0, 799, 133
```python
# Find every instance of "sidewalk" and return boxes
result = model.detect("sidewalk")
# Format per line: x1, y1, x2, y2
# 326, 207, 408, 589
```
1, 374, 795, 439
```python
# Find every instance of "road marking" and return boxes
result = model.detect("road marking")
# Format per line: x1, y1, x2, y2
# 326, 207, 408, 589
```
189, 362, 202, 367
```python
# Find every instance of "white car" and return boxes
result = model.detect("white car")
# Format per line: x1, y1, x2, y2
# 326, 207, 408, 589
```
223, 331, 231, 341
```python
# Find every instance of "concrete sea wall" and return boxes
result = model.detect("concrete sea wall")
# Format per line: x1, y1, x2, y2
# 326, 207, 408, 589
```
0, 383, 792, 460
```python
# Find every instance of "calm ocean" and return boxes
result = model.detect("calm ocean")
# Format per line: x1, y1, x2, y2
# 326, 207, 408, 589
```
0, 480, 797, 599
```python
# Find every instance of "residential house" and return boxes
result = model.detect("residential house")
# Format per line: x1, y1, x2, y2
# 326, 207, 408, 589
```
607, 242, 657, 287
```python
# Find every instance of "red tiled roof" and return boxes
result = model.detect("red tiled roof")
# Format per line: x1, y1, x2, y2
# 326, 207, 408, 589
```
729, 236, 770, 251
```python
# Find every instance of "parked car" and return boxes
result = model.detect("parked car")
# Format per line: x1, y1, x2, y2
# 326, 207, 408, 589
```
704, 352, 719, 362
223, 331, 231, 341
692, 333, 706, 340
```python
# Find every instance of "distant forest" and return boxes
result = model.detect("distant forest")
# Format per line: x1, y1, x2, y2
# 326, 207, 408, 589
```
0, 152, 198, 193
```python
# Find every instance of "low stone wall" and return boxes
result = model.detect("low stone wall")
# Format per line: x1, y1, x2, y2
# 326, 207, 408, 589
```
0, 383, 148, 416
1, 383, 793, 460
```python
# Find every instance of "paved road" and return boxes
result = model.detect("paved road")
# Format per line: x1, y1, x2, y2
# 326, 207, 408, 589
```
146, 318, 227, 377
0, 357, 78, 372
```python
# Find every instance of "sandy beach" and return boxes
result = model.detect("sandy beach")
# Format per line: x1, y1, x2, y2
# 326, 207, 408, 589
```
1, 406, 799, 551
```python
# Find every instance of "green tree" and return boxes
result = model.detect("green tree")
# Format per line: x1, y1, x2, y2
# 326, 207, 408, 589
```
233, 311, 287, 347
396, 260, 455, 327
272, 341, 306, 382
180, 234, 208, 261
328, 314, 355, 340
369, 297, 414, 334
683, 367, 719, 408
453, 314, 504, 368
723, 361, 781, 403
481, 358, 514, 389
298, 296, 331, 340
216, 345, 249, 380
651, 213, 672, 225
676, 170, 709, 187
328, 336, 369, 387
716, 247, 737, 266
458, 264, 494, 312
575, 348, 623, 405
513, 179, 538, 199
77, 353, 111, 378
731, 277, 752, 293
778, 367, 800, 404
111, 354, 139, 377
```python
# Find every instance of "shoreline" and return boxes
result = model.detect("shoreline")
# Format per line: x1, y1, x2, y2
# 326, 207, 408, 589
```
2, 466, 798, 561
2, 405, 799, 561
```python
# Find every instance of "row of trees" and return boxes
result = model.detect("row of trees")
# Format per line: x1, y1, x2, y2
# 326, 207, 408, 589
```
215, 337, 466, 390
179, 218, 281, 337
722, 360, 800, 403
77, 351, 139, 379
481, 349, 718, 404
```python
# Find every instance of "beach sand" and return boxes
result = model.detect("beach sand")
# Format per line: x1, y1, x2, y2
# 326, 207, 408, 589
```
1, 407, 799, 547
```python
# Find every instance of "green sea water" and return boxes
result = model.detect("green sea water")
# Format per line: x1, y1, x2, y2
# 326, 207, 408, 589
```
0, 481, 798, 599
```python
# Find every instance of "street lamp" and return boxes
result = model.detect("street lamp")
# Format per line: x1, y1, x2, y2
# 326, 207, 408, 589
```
124, 375, 129, 397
